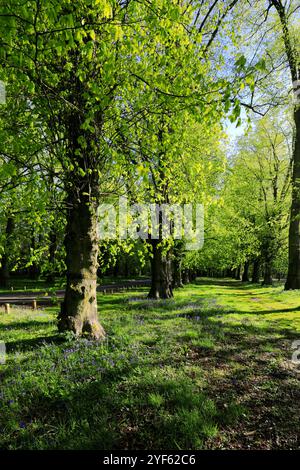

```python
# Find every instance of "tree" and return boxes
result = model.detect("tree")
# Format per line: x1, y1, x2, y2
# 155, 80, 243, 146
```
197, 111, 292, 283
0, 0, 205, 336
268, 0, 300, 289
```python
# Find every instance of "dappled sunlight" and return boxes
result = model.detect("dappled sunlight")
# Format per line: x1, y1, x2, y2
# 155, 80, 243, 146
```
1, 279, 299, 449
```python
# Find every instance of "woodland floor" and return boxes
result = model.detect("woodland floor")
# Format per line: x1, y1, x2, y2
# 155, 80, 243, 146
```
0, 278, 299, 450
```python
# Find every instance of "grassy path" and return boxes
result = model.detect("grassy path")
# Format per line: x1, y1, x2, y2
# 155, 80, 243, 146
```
0, 279, 299, 449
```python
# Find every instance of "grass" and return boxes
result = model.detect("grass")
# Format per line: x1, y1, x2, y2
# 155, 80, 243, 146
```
0, 278, 299, 450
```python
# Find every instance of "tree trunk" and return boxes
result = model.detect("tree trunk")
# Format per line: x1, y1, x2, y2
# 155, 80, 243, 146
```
285, 108, 300, 289
242, 262, 249, 282
148, 239, 173, 299
0, 252, 9, 288
0, 216, 14, 288
235, 266, 241, 280
172, 241, 184, 288
271, 1, 300, 289
252, 258, 260, 283
173, 257, 183, 288
227, 268, 235, 278
58, 195, 105, 340
263, 260, 273, 286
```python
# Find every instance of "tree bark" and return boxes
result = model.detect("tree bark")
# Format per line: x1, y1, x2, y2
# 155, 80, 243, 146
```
56, 71, 105, 340
173, 257, 183, 288
270, 1, 300, 289
58, 194, 105, 340
148, 239, 173, 299
172, 241, 184, 288
263, 259, 273, 286
251, 258, 260, 283
285, 108, 300, 289
242, 262, 250, 282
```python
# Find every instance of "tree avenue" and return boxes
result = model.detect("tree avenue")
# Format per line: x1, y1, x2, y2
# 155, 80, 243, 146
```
0, 0, 299, 336
2, 0, 300, 454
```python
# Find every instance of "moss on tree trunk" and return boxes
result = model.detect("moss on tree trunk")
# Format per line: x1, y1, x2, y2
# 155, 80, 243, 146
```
58, 194, 105, 340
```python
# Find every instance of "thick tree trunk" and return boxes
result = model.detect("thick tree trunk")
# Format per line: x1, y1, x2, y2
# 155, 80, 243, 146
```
252, 258, 260, 283
0, 216, 14, 288
148, 239, 173, 299
242, 261, 249, 282
285, 108, 300, 289
58, 195, 105, 340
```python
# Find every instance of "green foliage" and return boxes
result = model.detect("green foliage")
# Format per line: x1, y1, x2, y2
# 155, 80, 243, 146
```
196, 109, 292, 274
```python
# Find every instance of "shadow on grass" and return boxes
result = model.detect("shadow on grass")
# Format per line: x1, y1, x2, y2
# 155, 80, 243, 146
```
4, 310, 299, 450
180, 313, 300, 449
1, 352, 230, 450
1, 278, 300, 450
5, 334, 65, 353
0, 319, 54, 331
